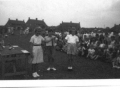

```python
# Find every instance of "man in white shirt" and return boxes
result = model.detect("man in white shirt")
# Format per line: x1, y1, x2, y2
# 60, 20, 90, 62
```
65, 29, 79, 71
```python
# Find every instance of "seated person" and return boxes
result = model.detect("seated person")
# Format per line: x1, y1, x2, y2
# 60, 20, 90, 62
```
87, 45, 96, 60
106, 48, 114, 62
112, 54, 120, 69
78, 43, 86, 56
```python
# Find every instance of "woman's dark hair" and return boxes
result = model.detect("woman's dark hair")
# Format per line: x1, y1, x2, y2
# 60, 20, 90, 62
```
69, 30, 77, 35
48, 28, 53, 33
34, 27, 42, 33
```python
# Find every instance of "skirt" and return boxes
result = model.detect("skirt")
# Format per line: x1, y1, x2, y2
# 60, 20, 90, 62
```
32, 46, 43, 64
66, 43, 77, 55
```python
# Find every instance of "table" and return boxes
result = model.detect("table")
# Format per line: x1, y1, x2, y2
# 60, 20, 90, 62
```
0, 46, 30, 79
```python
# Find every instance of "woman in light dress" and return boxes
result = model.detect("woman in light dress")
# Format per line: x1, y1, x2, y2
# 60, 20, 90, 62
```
30, 27, 44, 78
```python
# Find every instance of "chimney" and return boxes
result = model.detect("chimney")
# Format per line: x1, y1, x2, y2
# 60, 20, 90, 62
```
16, 19, 18, 21
62, 21, 63, 23
70, 21, 72, 23
29, 17, 30, 20
36, 18, 38, 20
79, 22, 81, 28
9, 18, 10, 20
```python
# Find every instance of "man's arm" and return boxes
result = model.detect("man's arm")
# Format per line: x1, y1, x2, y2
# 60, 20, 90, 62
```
64, 35, 68, 44
44, 36, 53, 43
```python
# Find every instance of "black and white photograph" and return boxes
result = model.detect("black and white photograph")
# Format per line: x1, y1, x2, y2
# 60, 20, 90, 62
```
0, 0, 120, 89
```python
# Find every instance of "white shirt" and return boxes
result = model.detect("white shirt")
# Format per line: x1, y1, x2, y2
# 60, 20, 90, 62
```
65, 34, 79, 44
99, 44, 105, 48
30, 35, 44, 45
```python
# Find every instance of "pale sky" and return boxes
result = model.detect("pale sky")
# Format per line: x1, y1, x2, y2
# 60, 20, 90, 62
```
0, 0, 120, 28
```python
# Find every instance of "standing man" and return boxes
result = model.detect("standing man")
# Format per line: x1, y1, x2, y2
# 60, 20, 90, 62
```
65, 29, 79, 71
44, 29, 57, 71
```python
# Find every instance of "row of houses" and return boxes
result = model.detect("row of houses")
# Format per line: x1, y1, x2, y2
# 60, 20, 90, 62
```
0, 17, 81, 34
5, 17, 47, 33
110, 24, 120, 33
1, 16, 120, 35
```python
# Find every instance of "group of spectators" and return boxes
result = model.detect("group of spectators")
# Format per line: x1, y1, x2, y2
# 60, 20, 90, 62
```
55, 31, 120, 69
1, 26, 120, 78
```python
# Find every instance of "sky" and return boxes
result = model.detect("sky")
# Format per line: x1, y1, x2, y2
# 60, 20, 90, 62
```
0, 0, 120, 28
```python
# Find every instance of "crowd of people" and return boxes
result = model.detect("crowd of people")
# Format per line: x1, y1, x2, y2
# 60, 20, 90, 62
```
29, 27, 120, 78
55, 31, 120, 70
1, 26, 120, 78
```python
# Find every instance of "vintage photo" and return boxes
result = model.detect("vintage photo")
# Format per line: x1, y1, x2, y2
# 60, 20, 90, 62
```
0, 0, 120, 88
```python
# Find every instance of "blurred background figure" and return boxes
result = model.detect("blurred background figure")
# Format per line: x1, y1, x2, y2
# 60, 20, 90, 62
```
0, 34, 4, 51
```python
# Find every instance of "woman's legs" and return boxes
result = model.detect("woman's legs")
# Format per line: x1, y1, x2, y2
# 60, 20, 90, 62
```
67, 44, 76, 70
68, 54, 73, 70
32, 63, 40, 77
32, 64, 36, 73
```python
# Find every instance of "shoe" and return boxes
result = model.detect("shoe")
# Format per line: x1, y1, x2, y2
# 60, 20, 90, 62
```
117, 67, 120, 69
36, 72, 40, 77
32, 72, 37, 78
47, 67, 51, 71
70, 67, 73, 69
52, 67, 56, 71
68, 66, 73, 69
113, 66, 116, 68
68, 67, 70, 69
68, 67, 73, 71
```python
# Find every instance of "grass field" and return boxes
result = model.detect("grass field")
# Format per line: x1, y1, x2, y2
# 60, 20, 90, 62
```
2, 33, 120, 80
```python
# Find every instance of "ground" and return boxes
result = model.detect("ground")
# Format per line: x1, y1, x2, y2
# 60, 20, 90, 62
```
1, 33, 120, 80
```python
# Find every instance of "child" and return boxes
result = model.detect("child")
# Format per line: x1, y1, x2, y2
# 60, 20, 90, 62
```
65, 29, 79, 71
55, 36, 63, 51
78, 42, 87, 57
112, 51, 120, 69
30, 27, 44, 78
87, 45, 96, 60
94, 47, 104, 60
44, 29, 57, 71
112, 45, 119, 67
106, 48, 113, 63
77, 43, 83, 56
62, 42, 68, 53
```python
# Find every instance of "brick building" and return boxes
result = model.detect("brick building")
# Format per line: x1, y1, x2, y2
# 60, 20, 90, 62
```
5, 18, 25, 29
26, 17, 47, 32
57, 21, 81, 32
5, 18, 26, 34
